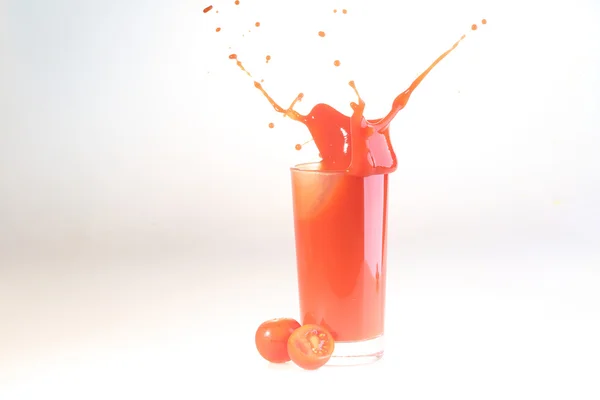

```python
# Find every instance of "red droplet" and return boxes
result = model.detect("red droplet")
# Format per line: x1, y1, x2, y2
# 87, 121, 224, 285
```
482, 18, 487, 24
333, 9, 337, 13
471, 24, 478, 31
342, 9, 347, 14
203, 5, 213, 13
234, 0, 240, 4
318, 31, 325, 37
255, 22, 260, 27
215, 27, 221, 32
333, 60, 341, 67
265, 55, 271, 63
229, 54, 237, 59
295, 144, 302, 151
268, 123, 274, 129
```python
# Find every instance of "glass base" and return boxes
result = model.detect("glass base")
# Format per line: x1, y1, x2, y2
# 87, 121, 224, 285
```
326, 335, 384, 366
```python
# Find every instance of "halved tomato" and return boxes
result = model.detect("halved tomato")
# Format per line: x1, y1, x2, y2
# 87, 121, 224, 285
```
287, 324, 335, 370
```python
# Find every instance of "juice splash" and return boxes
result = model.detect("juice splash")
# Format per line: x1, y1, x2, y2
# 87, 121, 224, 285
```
215, 9, 486, 177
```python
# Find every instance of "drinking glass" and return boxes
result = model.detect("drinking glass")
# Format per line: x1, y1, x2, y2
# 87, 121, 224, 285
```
290, 162, 388, 365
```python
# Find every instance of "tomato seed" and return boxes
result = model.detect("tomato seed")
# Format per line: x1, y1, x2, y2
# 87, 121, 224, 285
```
309, 335, 320, 348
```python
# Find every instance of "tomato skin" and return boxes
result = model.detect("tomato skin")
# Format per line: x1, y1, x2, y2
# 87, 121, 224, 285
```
287, 324, 335, 370
255, 318, 301, 363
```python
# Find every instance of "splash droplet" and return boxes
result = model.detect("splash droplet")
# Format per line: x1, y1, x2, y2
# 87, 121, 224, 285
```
333, 60, 341, 67
203, 5, 213, 13
318, 31, 326, 37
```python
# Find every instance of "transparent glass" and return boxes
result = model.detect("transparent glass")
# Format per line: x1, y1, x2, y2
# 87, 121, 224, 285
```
290, 162, 388, 365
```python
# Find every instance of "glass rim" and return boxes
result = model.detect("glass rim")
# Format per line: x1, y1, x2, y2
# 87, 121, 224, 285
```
290, 162, 349, 175
290, 162, 391, 178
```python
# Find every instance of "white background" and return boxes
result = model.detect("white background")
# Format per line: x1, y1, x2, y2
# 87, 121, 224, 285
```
1, 0, 599, 398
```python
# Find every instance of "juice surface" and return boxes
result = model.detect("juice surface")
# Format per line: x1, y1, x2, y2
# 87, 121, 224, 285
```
291, 164, 388, 341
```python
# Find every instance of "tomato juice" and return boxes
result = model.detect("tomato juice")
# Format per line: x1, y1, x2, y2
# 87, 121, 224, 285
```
291, 163, 388, 343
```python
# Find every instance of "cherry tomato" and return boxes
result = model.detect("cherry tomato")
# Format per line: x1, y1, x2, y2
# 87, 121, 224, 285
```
287, 324, 335, 370
255, 318, 301, 363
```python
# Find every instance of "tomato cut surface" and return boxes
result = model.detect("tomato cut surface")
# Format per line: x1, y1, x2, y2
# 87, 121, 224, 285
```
287, 324, 335, 370
255, 318, 301, 363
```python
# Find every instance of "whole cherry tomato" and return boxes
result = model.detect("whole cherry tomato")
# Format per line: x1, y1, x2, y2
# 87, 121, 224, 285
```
255, 318, 301, 363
